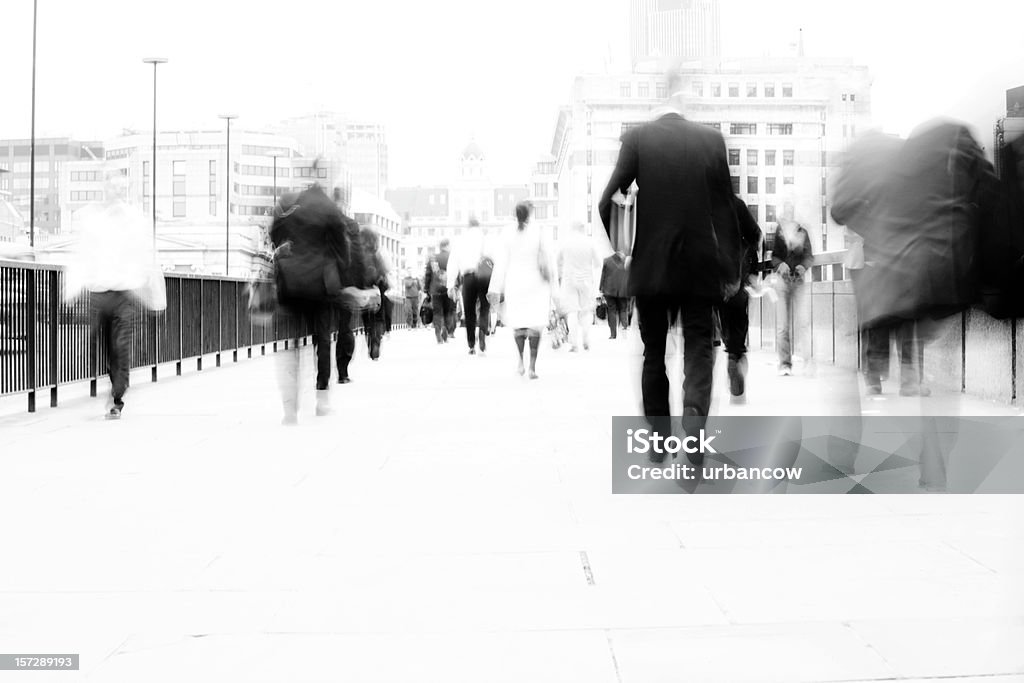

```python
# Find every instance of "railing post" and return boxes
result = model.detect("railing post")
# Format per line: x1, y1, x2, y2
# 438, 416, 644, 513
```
150, 308, 159, 383
216, 280, 222, 368
48, 269, 58, 407
233, 280, 239, 363
176, 278, 183, 376
197, 278, 203, 372
26, 269, 36, 413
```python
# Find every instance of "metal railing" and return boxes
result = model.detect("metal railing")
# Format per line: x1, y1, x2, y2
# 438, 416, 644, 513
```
1, 259, 413, 412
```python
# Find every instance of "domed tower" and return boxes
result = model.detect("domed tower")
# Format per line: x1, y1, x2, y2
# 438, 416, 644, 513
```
459, 140, 487, 181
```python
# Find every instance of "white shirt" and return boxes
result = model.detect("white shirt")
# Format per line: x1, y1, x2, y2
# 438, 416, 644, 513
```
446, 228, 487, 289
64, 200, 154, 299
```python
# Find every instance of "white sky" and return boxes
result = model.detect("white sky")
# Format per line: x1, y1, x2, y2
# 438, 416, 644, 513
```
1, 0, 1021, 186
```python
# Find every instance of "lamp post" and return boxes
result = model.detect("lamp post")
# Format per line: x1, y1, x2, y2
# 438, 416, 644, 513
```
29, 0, 37, 248
219, 114, 238, 276
142, 58, 168, 247
270, 152, 281, 207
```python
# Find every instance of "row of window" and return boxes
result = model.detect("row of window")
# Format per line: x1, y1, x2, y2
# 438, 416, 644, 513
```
70, 190, 102, 201
70, 170, 101, 182
235, 164, 290, 178
728, 149, 796, 166
731, 176, 795, 195
625, 81, 797, 99
293, 167, 328, 178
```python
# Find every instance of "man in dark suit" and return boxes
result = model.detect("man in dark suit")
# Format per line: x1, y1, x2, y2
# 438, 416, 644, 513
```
599, 71, 741, 438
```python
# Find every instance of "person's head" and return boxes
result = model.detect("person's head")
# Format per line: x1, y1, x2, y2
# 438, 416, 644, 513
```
779, 194, 798, 224
360, 226, 379, 252
514, 201, 533, 227
664, 61, 686, 110
439, 238, 450, 252
468, 217, 480, 229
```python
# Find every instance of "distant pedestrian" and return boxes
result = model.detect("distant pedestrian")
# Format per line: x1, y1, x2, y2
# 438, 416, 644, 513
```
402, 271, 422, 328
64, 168, 166, 420
355, 226, 395, 361
599, 250, 630, 338
424, 240, 455, 343
558, 221, 605, 352
488, 201, 557, 378
447, 218, 493, 355
771, 198, 813, 376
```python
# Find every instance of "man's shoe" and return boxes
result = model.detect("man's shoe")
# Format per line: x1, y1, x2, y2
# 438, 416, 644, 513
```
105, 407, 122, 420
727, 354, 747, 397
777, 364, 792, 376
338, 376, 351, 384
469, 348, 476, 355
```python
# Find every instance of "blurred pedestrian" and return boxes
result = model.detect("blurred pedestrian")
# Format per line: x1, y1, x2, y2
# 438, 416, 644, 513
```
600, 250, 630, 339
598, 69, 742, 438
270, 183, 348, 423
558, 221, 605, 352
333, 205, 363, 385
402, 270, 422, 328
64, 167, 166, 420
424, 240, 455, 343
718, 196, 762, 402
357, 226, 395, 361
447, 217, 493, 355
771, 198, 813, 376
488, 201, 557, 378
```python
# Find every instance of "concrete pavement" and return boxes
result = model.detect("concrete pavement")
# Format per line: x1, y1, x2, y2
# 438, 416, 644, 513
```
0, 324, 1022, 681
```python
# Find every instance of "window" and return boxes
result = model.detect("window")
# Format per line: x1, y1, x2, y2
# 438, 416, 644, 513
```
766, 205, 777, 222
143, 201, 150, 216
317, 168, 327, 179
173, 201, 186, 218
173, 180, 186, 195
843, 124, 848, 138
620, 82, 631, 97
747, 204, 758, 221
821, 177, 827, 195
782, 83, 793, 97
143, 161, 150, 177
821, 206, 828, 224
746, 83, 757, 97
783, 150, 795, 166
767, 123, 793, 135
209, 180, 217, 195
842, 93, 848, 101
783, 175, 794, 185
766, 177, 776, 194
731, 176, 740, 194
656, 82, 667, 98
209, 160, 217, 175
730, 123, 757, 135
638, 82, 650, 98
692, 82, 703, 97
534, 182, 548, 197
711, 82, 721, 97
728, 149, 740, 166
765, 150, 776, 166
747, 150, 758, 166
747, 176, 758, 194
172, 160, 185, 175
850, 94, 856, 102
728, 83, 739, 97
764, 83, 775, 97
209, 199, 217, 216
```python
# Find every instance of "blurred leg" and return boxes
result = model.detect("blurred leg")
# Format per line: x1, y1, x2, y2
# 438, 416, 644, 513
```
636, 296, 671, 420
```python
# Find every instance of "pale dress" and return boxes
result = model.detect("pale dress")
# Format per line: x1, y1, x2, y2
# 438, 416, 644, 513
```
490, 223, 556, 331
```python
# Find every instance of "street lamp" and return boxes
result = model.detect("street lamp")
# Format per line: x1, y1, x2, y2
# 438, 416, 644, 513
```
218, 114, 238, 276
29, 0, 38, 247
142, 57, 168, 246
270, 152, 282, 207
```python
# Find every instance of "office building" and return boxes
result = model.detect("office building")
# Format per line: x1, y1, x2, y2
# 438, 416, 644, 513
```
630, 0, 721, 68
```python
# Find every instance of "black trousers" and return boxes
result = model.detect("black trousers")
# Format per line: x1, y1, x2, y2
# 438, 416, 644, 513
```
718, 288, 750, 356
279, 299, 334, 389
461, 271, 490, 350
635, 295, 715, 426
406, 297, 419, 327
430, 291, 454, 342
336, 305, 356, 380
605, 296, 630, 337
91, 290, 135, 407
362, 301, 387, 360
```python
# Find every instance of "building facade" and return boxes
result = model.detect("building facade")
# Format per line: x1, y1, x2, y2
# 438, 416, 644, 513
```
349, 188, 404, 279
546, 57, 872, 264
630, 0, 721, 68
387, 143, 528, 278
0, 137, 103, 237
270, 112, 388, 198
56, 129, 348, 277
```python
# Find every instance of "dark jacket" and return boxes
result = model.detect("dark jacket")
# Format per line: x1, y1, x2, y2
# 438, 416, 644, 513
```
600, 253, 629, 298
270, 185, 348, 304
424, 249, 451, 297
598, 112, 742, 301
733, 197, 763, 281
771, 225, 813, 277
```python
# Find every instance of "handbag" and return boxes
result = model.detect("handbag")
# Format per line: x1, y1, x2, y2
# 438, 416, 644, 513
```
419, 299, 434, 325
246, 278, 276, 327
595, 299, 608, 321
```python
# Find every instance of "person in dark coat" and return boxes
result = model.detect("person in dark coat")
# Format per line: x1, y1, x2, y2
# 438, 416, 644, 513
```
424, 239, 455, 344
770, 201, 814, 376
334, 212, 363, 384
270, 184, 349, 422
718, 197, 762, 401
598, 70, 742, 440
599, 251, 630, 338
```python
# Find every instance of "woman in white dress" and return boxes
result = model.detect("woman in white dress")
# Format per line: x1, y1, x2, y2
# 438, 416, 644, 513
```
487, 201, 557, 378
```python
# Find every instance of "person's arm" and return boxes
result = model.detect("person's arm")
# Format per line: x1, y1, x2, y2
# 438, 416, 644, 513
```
446, 244, 459, 291
598, 129, 640, 240
797, 228, 814, 275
